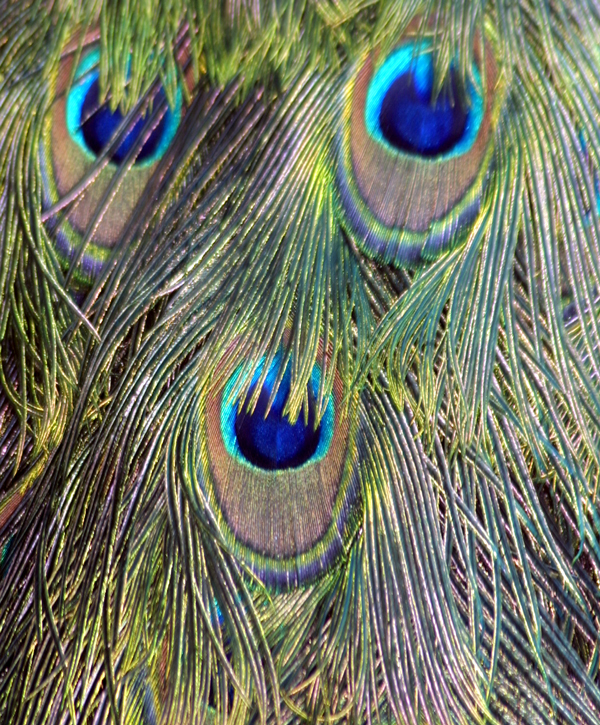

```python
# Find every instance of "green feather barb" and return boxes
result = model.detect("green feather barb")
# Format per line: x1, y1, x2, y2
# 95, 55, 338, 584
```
2, 1, 600, 724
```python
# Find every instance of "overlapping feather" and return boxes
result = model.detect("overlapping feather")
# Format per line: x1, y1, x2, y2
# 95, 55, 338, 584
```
2, 1, 600, 724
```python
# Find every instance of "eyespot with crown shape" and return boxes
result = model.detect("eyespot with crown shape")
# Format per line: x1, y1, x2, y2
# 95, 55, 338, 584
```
201, 343, 361, 589
337, 35, 501, 266
41, 43, 190, 282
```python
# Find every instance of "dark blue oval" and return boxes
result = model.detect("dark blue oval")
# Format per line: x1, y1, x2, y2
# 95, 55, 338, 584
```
379, 67, 468, 157
234, 367, 321, 470
80, 78, 170, 164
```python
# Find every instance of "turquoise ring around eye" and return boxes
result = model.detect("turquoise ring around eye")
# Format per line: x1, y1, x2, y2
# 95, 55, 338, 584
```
200, 340, 361, 589
337, 30, 502, 266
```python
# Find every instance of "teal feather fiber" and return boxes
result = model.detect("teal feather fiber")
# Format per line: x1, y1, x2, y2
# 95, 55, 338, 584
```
2, 0, 600, 723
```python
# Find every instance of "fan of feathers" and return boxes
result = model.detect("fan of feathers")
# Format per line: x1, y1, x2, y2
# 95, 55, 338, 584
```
3, 0, 600, 723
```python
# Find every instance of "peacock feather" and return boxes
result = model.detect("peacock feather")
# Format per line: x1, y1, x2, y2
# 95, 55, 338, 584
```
2, 0, 600, 722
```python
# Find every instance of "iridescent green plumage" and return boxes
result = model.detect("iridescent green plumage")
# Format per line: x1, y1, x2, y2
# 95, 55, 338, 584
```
2, 1, 600, 723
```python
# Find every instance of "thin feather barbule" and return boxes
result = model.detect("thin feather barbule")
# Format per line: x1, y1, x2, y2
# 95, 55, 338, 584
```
1, 1, 600, 724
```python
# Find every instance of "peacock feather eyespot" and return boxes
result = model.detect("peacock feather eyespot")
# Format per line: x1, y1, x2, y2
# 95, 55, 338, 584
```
338, 35, 501, 266
65, 49, 181, 168
221, 353, 334, 471
365, 43, 484, 160
40, 42, 189, 282
201, 343, 360, 590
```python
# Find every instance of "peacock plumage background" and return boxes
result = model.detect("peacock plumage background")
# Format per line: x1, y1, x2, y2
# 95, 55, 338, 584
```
2, 0, 600, 722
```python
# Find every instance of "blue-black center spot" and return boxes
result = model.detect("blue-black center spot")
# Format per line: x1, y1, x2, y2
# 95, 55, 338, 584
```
80, 78, 169, 164
379, 67, 468, 157
234, 369, 321, 470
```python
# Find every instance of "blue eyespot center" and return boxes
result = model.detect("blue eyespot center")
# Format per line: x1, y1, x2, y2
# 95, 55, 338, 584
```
66, 49, 182, 167
80, 78, 171, 164
379, 67, 468, 157
365, 42, 484, 160
220, 354, 335, 472
234, 366, 321, 470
